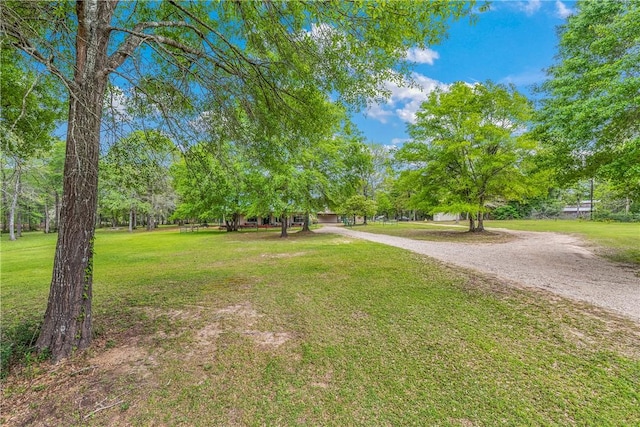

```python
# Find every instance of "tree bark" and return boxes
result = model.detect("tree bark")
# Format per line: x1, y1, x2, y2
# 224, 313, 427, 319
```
36, 0, 116, 361
468, 213, 475, 232
225, 212, 239, 232
54, 191, 60, 232
280, 214, 288, 238
302, 212, 311, 232
475, 212, 485, 232
128, 208, 134, 232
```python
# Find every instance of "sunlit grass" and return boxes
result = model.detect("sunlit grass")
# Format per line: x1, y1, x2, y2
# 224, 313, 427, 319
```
1, 227, 639, 425
361, 221, 514, 243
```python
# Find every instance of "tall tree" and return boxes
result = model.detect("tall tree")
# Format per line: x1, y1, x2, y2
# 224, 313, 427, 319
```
99, 130, 175, 231
0, 45, 63, 240
398, 82, 542, 232
171, 142, 253, 232
537, 0, 640, 200
1, 0, 475, 360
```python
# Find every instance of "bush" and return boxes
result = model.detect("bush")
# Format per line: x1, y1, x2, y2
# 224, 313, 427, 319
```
492, 205, 522, 220
1, 319, 45, 378
593, 212, 640, 222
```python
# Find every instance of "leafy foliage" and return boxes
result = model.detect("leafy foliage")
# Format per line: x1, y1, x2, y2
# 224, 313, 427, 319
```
537, 0, 640, 199
339, 194, 378, 223
1, 0, 479, 360
398, 82, 545, 231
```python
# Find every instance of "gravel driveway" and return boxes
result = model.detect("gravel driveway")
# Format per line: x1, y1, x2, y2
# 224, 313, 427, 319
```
316, 225, 640, 323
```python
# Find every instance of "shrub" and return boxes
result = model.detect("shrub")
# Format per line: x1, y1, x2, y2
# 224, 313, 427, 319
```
492, 205, 522, 220
0, 319, 45, 378
593, 212, 640, 223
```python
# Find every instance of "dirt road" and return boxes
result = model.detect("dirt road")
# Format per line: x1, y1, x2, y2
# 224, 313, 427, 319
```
316, 225, 640, 323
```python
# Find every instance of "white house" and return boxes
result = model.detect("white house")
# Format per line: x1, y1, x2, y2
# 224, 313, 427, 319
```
433, 213, 459, 222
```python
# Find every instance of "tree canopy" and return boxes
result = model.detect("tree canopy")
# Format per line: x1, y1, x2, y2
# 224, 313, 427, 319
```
398, 81, 544, 231
1, 0, 479, 360
537, 0, 640, 199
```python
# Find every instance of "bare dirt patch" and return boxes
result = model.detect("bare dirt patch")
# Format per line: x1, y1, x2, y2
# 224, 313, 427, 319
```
1, 338, 157, 427
243, 331, 292, 347
260, 251, 310, 259
1, 300, 295, 426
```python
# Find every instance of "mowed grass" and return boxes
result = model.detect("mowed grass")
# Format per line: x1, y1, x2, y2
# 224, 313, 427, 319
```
361, 221, 513, 244
2, 228, 640, 426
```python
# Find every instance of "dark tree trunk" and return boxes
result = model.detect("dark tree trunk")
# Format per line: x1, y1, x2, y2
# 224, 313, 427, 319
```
128, 208, 134, 232
475, 212, 485, 232
225, 212, 239, 232
146, 190, 155, 230
468, 213, 475, 232
280, 215, 288, 238
36, 0, 116, 361
302, 212, 311, 232
16, 207, 22, 238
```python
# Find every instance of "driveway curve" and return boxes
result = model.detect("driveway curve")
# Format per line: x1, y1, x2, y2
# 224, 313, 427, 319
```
316, 225, 640, 323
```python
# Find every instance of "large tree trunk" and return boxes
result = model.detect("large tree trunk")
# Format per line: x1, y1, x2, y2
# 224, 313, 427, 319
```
147, 191, 156, 230
17, 207, 22, 237
468, 213, 475, 232
280, 214, 288, 238
128, 207, 134, 232
36, 0, 115, 361
475, 212, 485, 232
225, 212, 239, 232
301, 212, 311, 232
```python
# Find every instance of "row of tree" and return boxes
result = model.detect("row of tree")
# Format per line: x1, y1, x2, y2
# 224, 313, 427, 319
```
1, 0, 637, 362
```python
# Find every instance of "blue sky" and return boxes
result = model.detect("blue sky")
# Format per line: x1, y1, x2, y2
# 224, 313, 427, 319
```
354, 0, 576, 147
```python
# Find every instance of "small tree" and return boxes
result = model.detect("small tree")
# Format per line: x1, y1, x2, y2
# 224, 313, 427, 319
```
399, 82, 544, 232
340, 195, 378, 225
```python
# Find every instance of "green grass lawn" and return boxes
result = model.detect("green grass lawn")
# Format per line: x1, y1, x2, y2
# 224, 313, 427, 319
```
361, 221, 514, 244
2, 227, 639, 425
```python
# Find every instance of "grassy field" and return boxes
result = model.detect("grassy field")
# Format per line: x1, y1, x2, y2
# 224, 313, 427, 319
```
362, 219, 640, 265
2, 227, 639, 426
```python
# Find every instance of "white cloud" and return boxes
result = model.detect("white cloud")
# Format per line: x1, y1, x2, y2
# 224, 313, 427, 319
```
555, 0, 573, 18
391, 138, 410, 145
499, 69, 547, 87
104, 87, 132, 121
520, 0, 542, 15
366, 72, 447, 124
365, 103, 394, 124
405, 47, 440, 65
